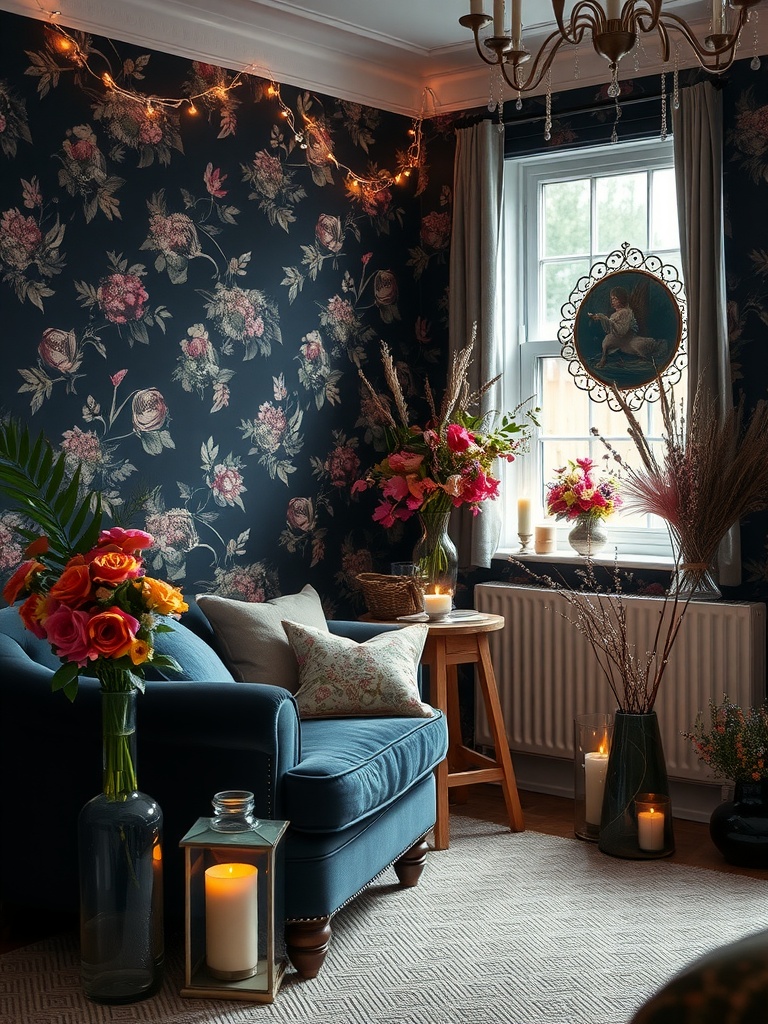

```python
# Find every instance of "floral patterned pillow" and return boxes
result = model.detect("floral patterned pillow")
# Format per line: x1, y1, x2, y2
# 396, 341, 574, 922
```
282, 620, 433, 719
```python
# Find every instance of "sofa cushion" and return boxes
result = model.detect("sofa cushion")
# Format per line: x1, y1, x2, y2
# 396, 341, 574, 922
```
283, 620, 431, 718
283, 711, 446, 832
196, 585, 327, 691
144, 619, 234, 682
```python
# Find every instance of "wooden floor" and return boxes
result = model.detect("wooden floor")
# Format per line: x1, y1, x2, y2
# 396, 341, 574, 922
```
1, 784, 762, 956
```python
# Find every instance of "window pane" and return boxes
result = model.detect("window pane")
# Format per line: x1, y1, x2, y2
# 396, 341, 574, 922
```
540, 357, 591, 437
651, 168, 679, 250
595, 173, 647, 255
541, 259, 590, 335
542, 179, 590, 258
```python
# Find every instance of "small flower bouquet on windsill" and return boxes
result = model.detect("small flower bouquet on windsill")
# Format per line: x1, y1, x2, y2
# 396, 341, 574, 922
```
546, 457, 622, 523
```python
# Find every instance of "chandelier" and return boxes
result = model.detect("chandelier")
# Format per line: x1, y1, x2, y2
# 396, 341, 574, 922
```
460, 1, 763, 102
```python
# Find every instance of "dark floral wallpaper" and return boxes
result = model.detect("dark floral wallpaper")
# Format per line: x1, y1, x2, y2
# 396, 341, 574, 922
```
1, 7, 767, 620
0, 9, 457, 617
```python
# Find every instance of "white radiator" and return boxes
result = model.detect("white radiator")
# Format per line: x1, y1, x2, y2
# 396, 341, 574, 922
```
474, 582, 766, 783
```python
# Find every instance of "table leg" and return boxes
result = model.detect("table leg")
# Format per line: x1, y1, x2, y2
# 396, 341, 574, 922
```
431, 638, 450, 851
476, 635, 525, 832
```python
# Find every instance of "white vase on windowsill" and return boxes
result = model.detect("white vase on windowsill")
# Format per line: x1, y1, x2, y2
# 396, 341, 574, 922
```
568, 517, 608, 557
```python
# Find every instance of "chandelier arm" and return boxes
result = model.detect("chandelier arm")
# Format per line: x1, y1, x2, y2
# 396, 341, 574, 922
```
659, 7, 749, 69
621, 0, 662, 32
469, 26, 506, 67
559, 1, 604, 43
499, 29, 569, 94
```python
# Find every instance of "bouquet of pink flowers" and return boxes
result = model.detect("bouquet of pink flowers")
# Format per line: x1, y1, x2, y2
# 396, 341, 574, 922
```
546, 457, 621, 522
354, 341, 536, 524
4, 526, 188, 701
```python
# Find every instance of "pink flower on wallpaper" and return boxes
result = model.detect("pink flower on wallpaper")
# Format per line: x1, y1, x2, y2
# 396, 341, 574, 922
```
361, 187, 392, 218
145, 508, 199, 553
286, 496, 315, 533
60, 426, 103, 466
148, 212, 200, 256
256, 401, 287, 453
204, 162, 228, 198
98, 272, 149, 323
21, 178, 42, 210
131, 388, 168, 432
374, 269, 398, 308
67, 137, 96, 162
326, 294, 356, 326
250, 150, 284, 199
315, 214, 343, 253
181, 324, 210, 358
300, 331, 325, 363
210, 464, 245, 506
38, 328, 78, 373
110, 369, 128, 387
325, 445, 360, 489
0, 208, 42, 270
138, 119, 163, 146
420, 210, 451, 250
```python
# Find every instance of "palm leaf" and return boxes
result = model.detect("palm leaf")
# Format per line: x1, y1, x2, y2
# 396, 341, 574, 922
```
0, 419, 102, 567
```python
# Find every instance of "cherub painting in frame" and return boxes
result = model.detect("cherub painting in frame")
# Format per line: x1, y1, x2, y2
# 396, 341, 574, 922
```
573, 269, 683, 391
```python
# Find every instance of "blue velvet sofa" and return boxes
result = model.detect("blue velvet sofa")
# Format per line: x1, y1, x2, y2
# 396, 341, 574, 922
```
0, 599, 448, 978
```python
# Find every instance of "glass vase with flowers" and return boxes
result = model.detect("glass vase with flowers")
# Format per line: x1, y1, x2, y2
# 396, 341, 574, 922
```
354, 338, 537, 605
0, 420, 187, 1003
685, 695, 768, 867
545, 457, 622, 557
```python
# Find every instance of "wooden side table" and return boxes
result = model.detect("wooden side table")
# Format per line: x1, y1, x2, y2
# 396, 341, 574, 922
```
362, 612, 524, 849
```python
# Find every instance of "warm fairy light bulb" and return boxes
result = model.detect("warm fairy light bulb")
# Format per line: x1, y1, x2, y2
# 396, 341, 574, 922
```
188, 102, 198, 115
146, 102, 155, 116
102, 72, 114, 87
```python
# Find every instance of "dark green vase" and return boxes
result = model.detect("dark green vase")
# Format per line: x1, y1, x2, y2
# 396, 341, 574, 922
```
710, 779, 768, 868
598, 710, 675, 859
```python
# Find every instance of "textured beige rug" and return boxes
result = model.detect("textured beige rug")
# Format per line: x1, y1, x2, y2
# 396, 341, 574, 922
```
2, 815, 768, 1024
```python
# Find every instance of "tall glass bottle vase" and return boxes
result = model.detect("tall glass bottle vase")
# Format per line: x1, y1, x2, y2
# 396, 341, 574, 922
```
597, 710, 675, 859
79, 690, 164, 1003
412, 510, 458, 599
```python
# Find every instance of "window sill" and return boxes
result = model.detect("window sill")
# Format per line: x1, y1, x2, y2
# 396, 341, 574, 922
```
495, 548, 675, 572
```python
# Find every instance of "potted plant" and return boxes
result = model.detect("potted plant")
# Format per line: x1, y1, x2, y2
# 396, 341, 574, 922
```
685, 695, 768, 868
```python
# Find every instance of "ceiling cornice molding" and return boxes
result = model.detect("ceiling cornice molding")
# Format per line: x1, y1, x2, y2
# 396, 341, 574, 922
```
1, 0, 766, 117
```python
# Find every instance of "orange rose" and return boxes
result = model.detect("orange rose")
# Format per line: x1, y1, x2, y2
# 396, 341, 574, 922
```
2, 559, 44, 605
87, 607, 139, 659
19, 592, 49, 638
89, 551, 143, 586
138, 577, 189, 616
128, 637, 150, 666
49, 563, 93, 607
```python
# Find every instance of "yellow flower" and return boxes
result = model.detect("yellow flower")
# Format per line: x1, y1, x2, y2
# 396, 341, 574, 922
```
137, 576, 189, 616
128, 638, 151, 666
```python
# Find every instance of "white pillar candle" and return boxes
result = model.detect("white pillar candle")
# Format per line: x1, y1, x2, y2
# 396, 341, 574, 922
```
607, 0, 621, 19
534, 524, 556, 554
493, 0, 505, 35
423, 591, 452, 619
517, 497, 532, 535
584, 751, 609, 826
205, 863, 259, 978
637, 807, 665, 851
470, 0, 484, 14
511, 0, 522, 44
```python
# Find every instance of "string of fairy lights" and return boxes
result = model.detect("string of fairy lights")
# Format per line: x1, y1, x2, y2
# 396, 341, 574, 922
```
36, 4, 426, 199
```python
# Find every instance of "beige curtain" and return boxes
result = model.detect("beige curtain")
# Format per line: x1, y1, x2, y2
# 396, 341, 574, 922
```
448, 120, 505, 569
673, 82, 739, 585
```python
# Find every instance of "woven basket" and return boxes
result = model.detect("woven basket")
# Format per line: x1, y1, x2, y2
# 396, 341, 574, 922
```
356, 572, 424, 620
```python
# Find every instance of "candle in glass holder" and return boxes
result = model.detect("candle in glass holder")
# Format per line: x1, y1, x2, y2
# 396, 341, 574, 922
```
637, 805, 665, 852
584, 748, 609, 826
423, 590, 452, 620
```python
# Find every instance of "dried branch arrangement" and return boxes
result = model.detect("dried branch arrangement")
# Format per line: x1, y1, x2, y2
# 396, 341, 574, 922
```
599, 378, 768, 586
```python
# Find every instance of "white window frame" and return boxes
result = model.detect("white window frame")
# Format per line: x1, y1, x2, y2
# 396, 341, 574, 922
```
499, 137, 681, 562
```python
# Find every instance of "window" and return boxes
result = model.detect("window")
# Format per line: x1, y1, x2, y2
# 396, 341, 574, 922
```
501, 138, 686, 559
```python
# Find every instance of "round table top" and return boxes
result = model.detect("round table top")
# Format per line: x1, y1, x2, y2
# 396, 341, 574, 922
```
360, 611, 505, 635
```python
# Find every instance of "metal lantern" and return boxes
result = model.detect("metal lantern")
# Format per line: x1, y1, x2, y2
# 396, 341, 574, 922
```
179, 791, 289, 1003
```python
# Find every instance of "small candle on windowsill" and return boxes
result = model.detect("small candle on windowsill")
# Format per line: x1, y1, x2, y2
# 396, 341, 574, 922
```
534, 524, 556, 554
423, 590, 452, 620
517, 497, 532, 536
637, 805, 665, 852
205, 863, 259, 980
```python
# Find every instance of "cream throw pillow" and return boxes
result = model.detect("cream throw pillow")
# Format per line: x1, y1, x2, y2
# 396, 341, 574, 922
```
282, 620, 432, 718
196, 585, 327, 692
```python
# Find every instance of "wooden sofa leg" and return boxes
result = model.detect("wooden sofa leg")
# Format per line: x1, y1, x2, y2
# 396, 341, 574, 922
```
285, 917, 333, 979
393, 838, 428, 887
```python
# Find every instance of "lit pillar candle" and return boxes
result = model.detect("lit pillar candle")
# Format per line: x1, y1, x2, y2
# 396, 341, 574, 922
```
423, 590, 452, 619
205, 863, 259, 978
584, 749, 609, 826
637, 806, 665, 851
517, 497, 532, 535
493, 0, 505, 35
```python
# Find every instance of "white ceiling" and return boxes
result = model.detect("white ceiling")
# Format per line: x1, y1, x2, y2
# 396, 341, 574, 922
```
1, 0, 766, 116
